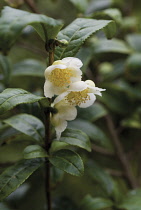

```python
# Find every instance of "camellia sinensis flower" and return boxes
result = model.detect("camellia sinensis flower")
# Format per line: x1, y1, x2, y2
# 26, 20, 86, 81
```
54, 80, 106, 108
51, 100, 77, 140
44, 57, 83, 98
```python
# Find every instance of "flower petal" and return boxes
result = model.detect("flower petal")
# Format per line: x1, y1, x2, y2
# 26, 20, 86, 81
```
79, 93, 96, 108
90, 87, 106, 96
58, 105, 77, 120
55, 120, 67, 140
54, 93, 69, 104
62, 57, 83, 68
69, 81, 87, 91
44, 80, 55, 98
85, 80, 95, 87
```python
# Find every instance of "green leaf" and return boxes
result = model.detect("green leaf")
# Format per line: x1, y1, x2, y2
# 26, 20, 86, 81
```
68, 0, 88, 12
93, 38, 132, 54
118, 189, 141, 210
126, 53, 141, 81
0, 158, 44, 201
92, 8, 122, 25
121, 16, 138, 31
55, 18, 116, 59
49, 149, 84, 176
51, 166, 64, 186
77, 103, 108, 122
69, 119, 114, 152
100, 84, 132, 114
116, 80, 141, 100
0, 203, 12, 210
0, 124, 20, 145
50, 141, 71, 153
121, 108, 141, 129
0, 6, 63, 52
12, 59, 46, 77
0, 55, 11, 85
80, 195, 113, 210
59, 128, 91, 152
0, 88, 44, 115
87, 161, 116, 196
23, 145, 48, 159
0, 141, 30, 164
98, 60, 124, 81
126, 33, 141, 52
4, 114, 45, 142
86, 0, 112, 14
76, 46, 93, 73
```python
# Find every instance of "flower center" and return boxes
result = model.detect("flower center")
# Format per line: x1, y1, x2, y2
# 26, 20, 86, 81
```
48, 68, 74, 87
66, 89, 90, 106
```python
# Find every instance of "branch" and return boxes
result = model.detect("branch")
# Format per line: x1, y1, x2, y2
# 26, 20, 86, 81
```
105, 115, 138, 189
44, 44, 55, 210
106, 169, 125, 177
92, 144, 114, 156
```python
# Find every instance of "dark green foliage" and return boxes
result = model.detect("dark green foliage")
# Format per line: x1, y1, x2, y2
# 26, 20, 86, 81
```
0, 0, 141, 209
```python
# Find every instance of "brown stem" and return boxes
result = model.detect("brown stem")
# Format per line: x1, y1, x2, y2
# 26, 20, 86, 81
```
92, 144, 114, 156
49, 51, 54, 66
106, 169, 125, 177
105, 115, 138, 189
44, 47, 55, 210
24, 0, 39, 13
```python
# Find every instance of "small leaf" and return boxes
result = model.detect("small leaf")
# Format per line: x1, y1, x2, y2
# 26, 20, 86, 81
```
126, 33, 141, 52
55, 18, 116, 59
50, 141, 69, 153
92, 8, 122, 25
59, 128, 91, 152
76, 46, 93, 73
100, 84, 132, 114
23, 145, 48, 159
121, 108, 141, 129
0, 6, 63, 52
118, 189, 141, 210
86, 0, 112, 14
0, 158, 44, 201
126, 53, 141, 81
49, 149, 84, 176
0, 88, 44, 114
12, 59, 46, 77
93, 38, 132, 54
4, 114, 45, 142
80, 194, 113, 210
69, 119, 114, 152
87, 161, 115, 196
68, 0, 88, 12
0, 55, 11, 85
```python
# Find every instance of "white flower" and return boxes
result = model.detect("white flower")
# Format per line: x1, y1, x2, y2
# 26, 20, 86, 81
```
54, 80, 106, 108
44, 57, 83, 98
51, 100, 77, 140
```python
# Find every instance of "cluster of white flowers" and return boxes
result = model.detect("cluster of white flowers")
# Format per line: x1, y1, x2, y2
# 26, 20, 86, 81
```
44, 57, 105, 140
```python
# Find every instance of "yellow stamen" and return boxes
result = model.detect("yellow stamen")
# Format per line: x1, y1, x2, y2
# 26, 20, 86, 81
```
66, 89, 90, 106
48, 68, 74, 87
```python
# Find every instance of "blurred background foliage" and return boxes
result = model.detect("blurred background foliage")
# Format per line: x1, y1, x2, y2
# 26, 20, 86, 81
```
0, 0, 141, 209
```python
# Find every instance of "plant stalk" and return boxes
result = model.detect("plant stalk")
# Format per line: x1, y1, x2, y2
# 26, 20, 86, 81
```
44, 47, 55, 210
105, 115, 138, 189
